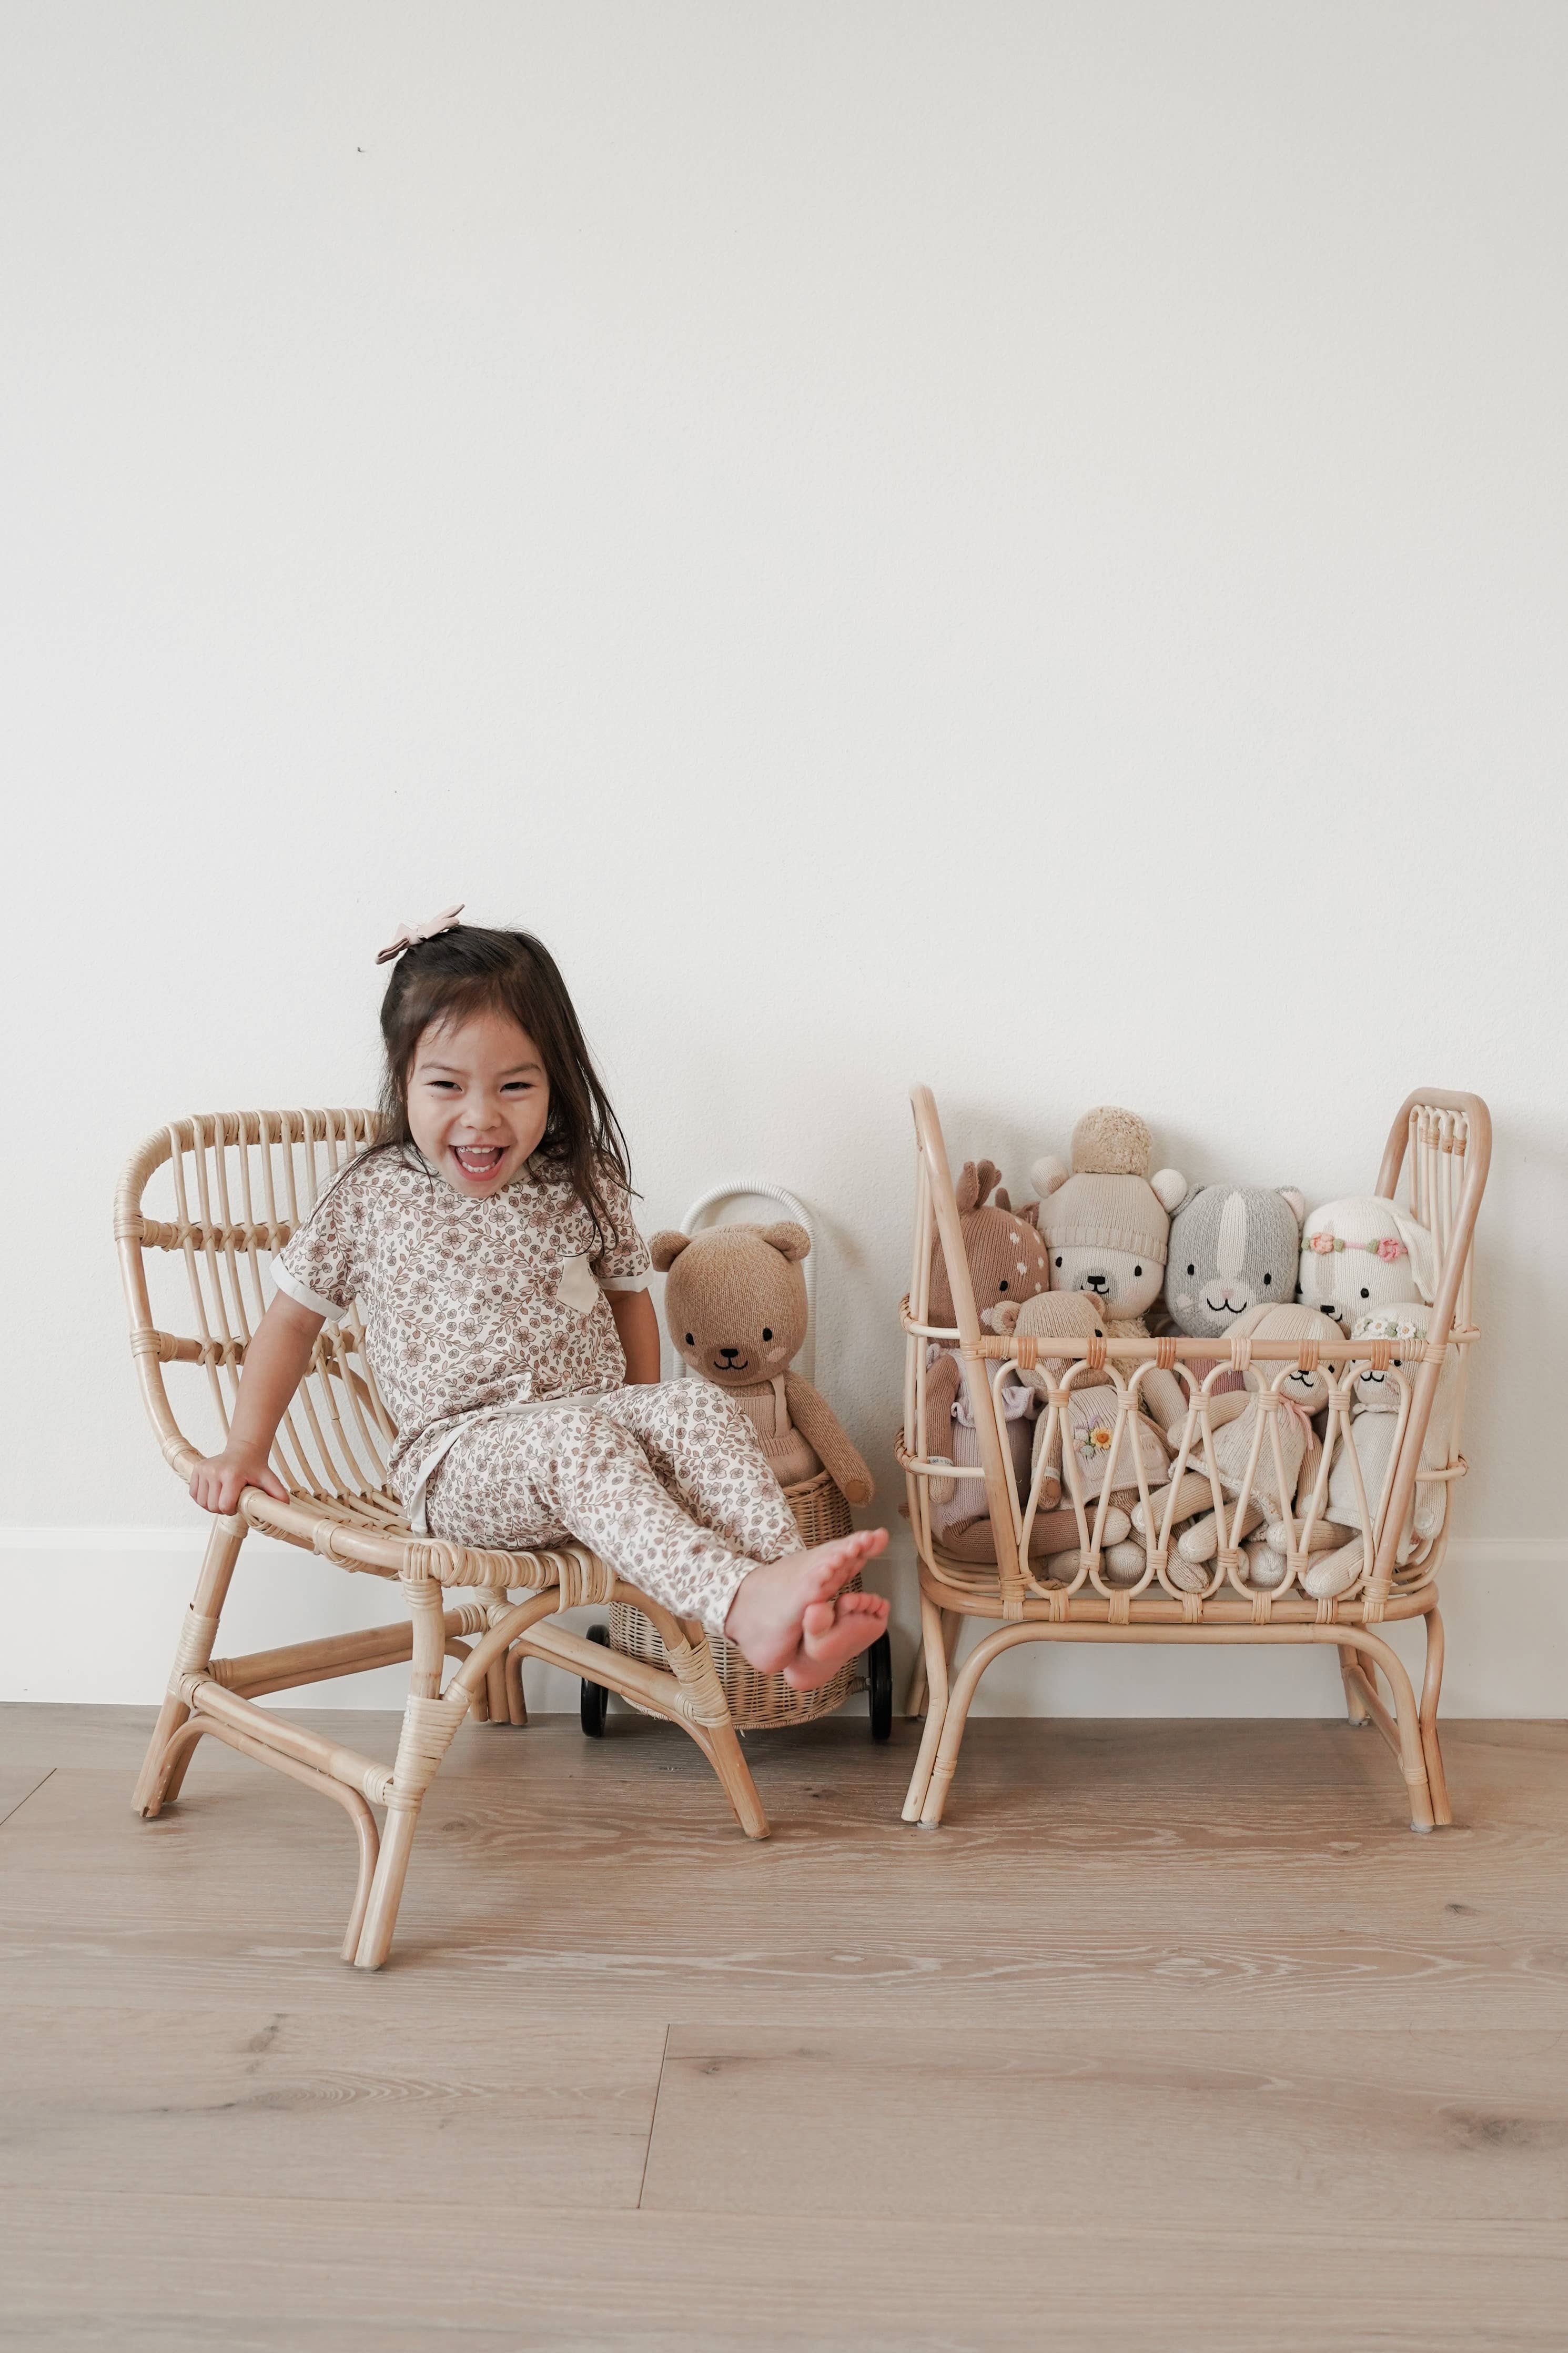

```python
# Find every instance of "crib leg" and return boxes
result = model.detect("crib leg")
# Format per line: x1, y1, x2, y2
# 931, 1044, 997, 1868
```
1339, 1643, 1373, 1725
918, 1621, 1020, 1828
1343, 1629, 1436, 1834
1420, 1607, 1453, 1828
902, 1597, 955, 1822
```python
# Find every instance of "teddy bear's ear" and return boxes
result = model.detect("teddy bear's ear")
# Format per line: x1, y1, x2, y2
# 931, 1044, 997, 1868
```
985, 1301, 1023, 1335
649, 1231, 691, 1273
1150, 1168, 1188, 1214
993, 1185, 1012, 1212
1031, 1154, 1068, 1201
955, 1161, 982, 1212
761, 1220, 811, 1263
1279, 1188, 1306, 1226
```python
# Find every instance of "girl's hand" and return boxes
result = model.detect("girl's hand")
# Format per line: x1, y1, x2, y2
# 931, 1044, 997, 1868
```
188, 1448, 289, 1516
185, 1293, 323, 1516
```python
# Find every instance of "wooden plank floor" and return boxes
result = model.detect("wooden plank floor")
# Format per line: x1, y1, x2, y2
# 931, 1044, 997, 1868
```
2, 1703, 1565, 2349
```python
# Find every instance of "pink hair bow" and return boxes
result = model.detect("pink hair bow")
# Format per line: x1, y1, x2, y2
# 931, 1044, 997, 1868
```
375, 904, 465, 966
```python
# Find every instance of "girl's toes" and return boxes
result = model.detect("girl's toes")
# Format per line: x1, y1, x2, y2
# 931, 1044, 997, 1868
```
802, 1600, 836, 1638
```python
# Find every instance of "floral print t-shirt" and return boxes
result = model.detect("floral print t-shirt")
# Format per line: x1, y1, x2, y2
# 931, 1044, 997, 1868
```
272, 1145, 650, 1513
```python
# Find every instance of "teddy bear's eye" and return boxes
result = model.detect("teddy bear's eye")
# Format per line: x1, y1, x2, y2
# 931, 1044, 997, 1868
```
685, 1333, 694, 1345
1263, 1273, 1271, 1285
1055, 1256, 1063, 1269
762, 1327, 772, 1342
1134, 1265, 1142, 1278
998, 1279, 1008, 1292
1187, 1263, 1195, 1276
1360, 1288, 1370, 1300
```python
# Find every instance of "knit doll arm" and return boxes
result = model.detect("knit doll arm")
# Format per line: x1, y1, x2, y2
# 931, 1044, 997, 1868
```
783, 1372, 875, 1506
1136, 1363, 1191, 1438
920, 1350, 963, 1505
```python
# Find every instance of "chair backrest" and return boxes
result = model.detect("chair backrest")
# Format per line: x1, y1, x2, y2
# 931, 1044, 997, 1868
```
115, 1111, 393, 1508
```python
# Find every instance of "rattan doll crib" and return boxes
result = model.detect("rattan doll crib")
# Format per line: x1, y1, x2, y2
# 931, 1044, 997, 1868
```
115, 1110, 773, 1972
897, 1086, 1488, 1832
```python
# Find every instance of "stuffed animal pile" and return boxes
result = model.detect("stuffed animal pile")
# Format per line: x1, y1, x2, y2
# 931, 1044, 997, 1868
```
919, 1106, 1450, 1597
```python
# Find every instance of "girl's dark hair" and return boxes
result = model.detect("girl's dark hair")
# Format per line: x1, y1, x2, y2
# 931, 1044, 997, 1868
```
376, 926, 632, 1248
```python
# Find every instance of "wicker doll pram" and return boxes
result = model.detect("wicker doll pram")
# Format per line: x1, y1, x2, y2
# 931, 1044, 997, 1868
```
583, 1180, 893, 1737
897, 1087, 1488, 1833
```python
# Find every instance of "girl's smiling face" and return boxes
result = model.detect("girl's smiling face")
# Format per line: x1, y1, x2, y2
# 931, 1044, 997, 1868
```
407, 1007, 550, 1196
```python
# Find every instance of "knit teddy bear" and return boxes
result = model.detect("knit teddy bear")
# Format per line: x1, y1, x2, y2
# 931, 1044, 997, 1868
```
1032, 1107, 1190, 1435
1296, 1195, 1437, 1325
650, 1221, 874, 1505
919, 1159, 1052, 1556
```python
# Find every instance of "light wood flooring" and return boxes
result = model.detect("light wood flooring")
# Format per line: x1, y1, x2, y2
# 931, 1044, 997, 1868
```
2, 1701, 1566, 2348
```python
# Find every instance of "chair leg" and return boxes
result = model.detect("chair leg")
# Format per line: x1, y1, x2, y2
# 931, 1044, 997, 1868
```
1420, 1607, 1453, 1827
697, 1714, 770, 1841
353, 1572, 467, 1970
353, 1795, 426, 1971
665, 1617, 769, 1842
133, 1512, 247, 1816
902, 1596, 957, 1824
503, 1643, 529, 1726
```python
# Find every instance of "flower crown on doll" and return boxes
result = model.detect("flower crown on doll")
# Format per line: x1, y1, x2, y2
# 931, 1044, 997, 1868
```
375, 904, 465, 964
1306, 1231, 1409, 1262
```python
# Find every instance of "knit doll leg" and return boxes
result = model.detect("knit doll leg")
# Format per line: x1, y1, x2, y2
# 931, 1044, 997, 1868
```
594, 1382, 803, 1566
425, 1404, 755, 1637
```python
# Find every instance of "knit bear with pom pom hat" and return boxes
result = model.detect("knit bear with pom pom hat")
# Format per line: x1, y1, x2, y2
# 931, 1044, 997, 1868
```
1033, 1108, 1189, 1433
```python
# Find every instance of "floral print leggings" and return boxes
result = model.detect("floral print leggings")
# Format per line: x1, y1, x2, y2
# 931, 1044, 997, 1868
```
424, 1381, 803, 1635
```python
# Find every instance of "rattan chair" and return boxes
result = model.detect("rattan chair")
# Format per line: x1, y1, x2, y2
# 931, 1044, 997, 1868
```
115, 1111, 769, 1970
897, 1087, 1489, 1833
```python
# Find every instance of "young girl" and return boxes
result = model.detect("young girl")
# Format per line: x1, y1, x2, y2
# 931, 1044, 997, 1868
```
188, 913, 889, 1690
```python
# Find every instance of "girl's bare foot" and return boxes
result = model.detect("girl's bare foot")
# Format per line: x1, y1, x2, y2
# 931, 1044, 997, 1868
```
723, 1529, 889, 1683
784, 1587, 891, 1690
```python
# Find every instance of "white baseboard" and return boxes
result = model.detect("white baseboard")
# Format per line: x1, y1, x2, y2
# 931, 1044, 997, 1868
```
3, 1526, 1564, 1718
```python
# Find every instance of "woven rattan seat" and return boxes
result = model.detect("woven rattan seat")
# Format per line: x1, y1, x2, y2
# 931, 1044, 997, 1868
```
898, 1087, 1489, 1833
116, 1111, 769, 1970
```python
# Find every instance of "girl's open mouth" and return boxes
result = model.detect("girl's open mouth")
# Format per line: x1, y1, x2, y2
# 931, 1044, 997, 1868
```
453, 1145, 507, 1176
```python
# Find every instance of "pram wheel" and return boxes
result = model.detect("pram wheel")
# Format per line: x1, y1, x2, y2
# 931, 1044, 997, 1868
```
866, 1632, 893, 1741
580, 1623, 611, 1736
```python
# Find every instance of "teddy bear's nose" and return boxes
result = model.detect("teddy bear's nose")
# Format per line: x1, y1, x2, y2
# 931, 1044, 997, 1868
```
1083, 1273, 1110, 1293
719, 1346, 741, 1364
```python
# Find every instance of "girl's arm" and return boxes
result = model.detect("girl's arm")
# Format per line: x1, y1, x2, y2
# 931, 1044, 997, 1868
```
188, 1291, 325, 1515
608, 1289, 661, 1384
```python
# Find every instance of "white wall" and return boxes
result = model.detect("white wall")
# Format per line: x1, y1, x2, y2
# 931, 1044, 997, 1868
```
4, 2, 1566, 1714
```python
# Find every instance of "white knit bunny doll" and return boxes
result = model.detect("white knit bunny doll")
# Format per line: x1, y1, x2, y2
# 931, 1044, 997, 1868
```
1297, 1196, 1436, 1324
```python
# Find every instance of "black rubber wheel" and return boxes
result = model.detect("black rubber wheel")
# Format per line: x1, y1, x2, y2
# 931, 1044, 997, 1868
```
866, 1632, 894, 1742
580, 1623, 611, 1736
